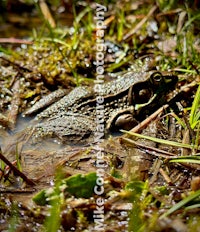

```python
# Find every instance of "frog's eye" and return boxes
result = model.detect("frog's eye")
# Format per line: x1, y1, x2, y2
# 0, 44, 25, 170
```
150, 72, 164, 85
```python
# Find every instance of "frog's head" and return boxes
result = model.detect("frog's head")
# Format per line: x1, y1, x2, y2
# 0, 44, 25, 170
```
128, 71, 178, 106
136, 71, 178, 111
149, 71, 178, 94
108, 71, 178, 132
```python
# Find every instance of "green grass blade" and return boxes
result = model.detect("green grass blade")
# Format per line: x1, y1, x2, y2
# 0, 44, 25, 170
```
160, 189, 200, 219
182, 13, 200, 31
122, 130, 196, 149
106, 55, 133, 72
170, 158, 200, 165
185, 203, 200, 210
190, 84, 200, 129
75, 6, 91, 24
37, 37, 71, 47
170, 153, 200, 164
15, 145, 22, 172
172, 113, 186, 128
195, 122, 200, 148
173, 68, 197, 74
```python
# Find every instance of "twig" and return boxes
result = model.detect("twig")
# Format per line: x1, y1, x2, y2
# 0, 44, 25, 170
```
123, 5, 157, 41
0, 189, 35, 194
129, 104, 169, 133
39, 0, 56, 28
0, 148, 35, 186
121, 137, 176, 158
159, 168, 173, 184
0, 38, 33, 44
149, 159, 162, 184
0, 56, 32, 73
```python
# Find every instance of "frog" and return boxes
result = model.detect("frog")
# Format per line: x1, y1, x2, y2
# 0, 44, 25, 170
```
23, 71, 178, 145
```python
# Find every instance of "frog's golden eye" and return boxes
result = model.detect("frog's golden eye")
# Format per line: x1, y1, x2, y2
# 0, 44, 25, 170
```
150, 72, 164, 85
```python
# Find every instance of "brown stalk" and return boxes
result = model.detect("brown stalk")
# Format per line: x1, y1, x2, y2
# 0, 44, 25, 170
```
121, 137, 176, 158
39, 0, 56, 28
123, 5, 157, 41
0, 38, 33, 44
0, 148, 35, 186
129, 104, 169, 133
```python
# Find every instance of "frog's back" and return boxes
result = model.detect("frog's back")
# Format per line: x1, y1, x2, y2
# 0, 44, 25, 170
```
101, 71, 149, 95
35, 86, 91, 120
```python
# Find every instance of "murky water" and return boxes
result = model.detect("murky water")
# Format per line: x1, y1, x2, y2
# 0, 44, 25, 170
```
0, 115, 63, 154
0, 7, 74, 37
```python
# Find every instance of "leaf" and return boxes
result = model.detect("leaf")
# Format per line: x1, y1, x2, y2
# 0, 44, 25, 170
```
125, 181, 147, 194
24, 90, 37, 99
32, 190, 47, 206
64, 172, 97, 198
32, 172, 97, 206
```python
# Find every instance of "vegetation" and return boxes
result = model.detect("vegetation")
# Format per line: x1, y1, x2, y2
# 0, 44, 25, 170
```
0, 0, 200, 231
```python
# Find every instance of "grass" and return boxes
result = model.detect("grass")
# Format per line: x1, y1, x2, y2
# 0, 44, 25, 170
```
126, 181, 149, 232
122, 130, 196, 149
156, 0, 178, 11
31, 2, 97, 86
8, 203, 19, 232
190, 84, 200, 130
1, 0, 200, 231
169, 154, 200, 164
116, 9, 125, 42
44, 186, 62, 232
160, 189, 200, 219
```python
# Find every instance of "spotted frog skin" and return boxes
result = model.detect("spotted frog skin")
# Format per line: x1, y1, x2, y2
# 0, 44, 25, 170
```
25, 71, 177, 144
